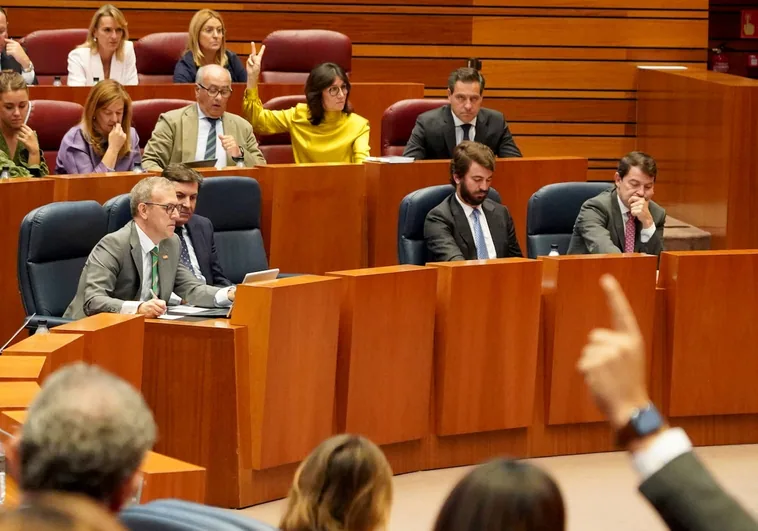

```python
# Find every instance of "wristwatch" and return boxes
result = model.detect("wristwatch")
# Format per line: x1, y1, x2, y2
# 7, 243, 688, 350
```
22, 61, 34, 73
615, 402, 664, 447
231, 146, 245, 162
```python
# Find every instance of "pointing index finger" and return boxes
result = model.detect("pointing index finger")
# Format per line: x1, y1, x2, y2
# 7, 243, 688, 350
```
599, 274, 641, 337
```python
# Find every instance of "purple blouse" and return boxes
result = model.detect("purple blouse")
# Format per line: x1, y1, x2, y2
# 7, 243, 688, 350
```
55, 125, 142, 174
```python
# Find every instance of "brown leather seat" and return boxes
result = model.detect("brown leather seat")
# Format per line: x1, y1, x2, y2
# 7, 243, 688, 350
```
21, 29, 89, 85
257, 95, 307, 164
132, 99, 194, 149
134, 32, 189, 84
260, 30, 351, 84
380, 99, 448, 156
27, 100, 84, 164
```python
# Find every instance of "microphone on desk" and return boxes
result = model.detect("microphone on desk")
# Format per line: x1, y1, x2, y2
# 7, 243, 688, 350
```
0, 313, 36, 354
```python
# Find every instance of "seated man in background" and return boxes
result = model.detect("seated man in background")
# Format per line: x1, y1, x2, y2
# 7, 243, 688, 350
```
0, 72, 47, 176
142, 64, 266, 170
403, 67, 521, 160
5, 362, 156, 516
568, 151, 666, 256
162, 163, 231, 289
424, 141, 522, 262
0, 8, 37, 85
63, 176, 235, 320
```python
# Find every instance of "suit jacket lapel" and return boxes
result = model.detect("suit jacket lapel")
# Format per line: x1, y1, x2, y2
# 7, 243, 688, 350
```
181, 105, 199, 163
443, 107, 456, 156
610, 189, 626, 248
474, 111, 487, 143
157, 239, 174, 301
185, 219, 207, 275
219, 115, 231, 166
128, 223, 144, 297
449, 195, 476, 259
482, 200, 505, 257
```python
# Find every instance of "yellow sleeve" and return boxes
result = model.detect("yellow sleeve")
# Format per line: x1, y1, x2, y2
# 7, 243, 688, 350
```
353, 120, 371, 163
242, 87, 295, 136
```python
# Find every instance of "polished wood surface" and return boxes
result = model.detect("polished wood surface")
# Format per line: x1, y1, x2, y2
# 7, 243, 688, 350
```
51, 171, 158, 203
0, 382, 39, 411
0, 178, 55, 345
52, 314, 145, 390
0, 356, 45, 379
3, 333, 85, 382
430, 258, 542, 435
28, 83, 424, 157
541, 254, 657, 425
367, 157, 588, 266
327, 265, 436, 472
659, 250, 758, 417
637, 69, 758, 249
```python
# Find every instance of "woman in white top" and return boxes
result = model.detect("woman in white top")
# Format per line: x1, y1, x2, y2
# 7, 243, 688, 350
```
67, 4, 137, 87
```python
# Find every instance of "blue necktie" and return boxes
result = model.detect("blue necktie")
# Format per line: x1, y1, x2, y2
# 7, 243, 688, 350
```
176, 227, 198, 278
471, 208, 488, 259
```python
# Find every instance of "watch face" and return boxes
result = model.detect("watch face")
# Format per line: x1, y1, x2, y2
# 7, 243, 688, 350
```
633, 405, 663, 436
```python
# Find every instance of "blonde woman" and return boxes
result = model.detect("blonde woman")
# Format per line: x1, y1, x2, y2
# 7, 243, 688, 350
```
56, 80, 140, 174
280, 435, 393, 531
67, 4, 137, 86
173, 9, 246, 83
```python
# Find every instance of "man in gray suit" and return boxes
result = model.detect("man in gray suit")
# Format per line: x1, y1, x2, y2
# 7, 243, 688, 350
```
568, 151, 666, 256
63, 176, 236, 320
403, 67, 521, 160
142, 64, 266, 171
424, 141, 522, 262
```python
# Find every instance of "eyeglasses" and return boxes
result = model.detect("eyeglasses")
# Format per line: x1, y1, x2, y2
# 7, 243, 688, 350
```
327, 85, 349, 97
144, 202, 180, 215
202, 27, 225, 36
197, 83, 233, 98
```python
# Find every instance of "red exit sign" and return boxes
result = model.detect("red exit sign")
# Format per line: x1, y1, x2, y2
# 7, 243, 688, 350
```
743, 10, 758, 39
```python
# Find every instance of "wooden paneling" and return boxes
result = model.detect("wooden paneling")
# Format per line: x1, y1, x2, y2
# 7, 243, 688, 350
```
3, 334, 85, 383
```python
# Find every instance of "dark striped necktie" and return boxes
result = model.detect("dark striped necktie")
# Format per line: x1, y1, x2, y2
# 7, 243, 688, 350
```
205, 117, 218, 160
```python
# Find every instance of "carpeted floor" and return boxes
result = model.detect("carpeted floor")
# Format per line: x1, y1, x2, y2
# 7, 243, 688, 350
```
240, 444, 758, 530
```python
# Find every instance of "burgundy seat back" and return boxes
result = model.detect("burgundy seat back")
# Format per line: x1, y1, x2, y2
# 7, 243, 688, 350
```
381, 99, 448, 156
257, 95, 306, 164
27, 100, 84, 164
132, 99, 194, 149
135, 32, 189, 84
260, 30, 351, 84
22, 29, 89, 85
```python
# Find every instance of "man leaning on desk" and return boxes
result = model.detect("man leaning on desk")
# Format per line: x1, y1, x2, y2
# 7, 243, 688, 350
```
63, 176, 235, 320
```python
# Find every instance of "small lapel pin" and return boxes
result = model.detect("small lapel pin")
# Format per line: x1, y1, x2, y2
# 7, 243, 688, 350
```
162, 254, 168, 260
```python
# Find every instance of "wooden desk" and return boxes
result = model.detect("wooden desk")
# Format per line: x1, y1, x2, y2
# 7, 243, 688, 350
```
52, 314, 145, 390
51, 171, 158, 203
29, 83, 425, 157
3, 333, 84, 382
0, 356, 46, 380
327, 265, 436, 474
541, 254, 657, 425
637, 69, 758, 249
366, 157, 587, 266
142, 275, 341, 508
0, 177, 55, 344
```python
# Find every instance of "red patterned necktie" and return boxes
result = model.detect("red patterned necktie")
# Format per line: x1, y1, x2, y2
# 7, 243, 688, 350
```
624, 213, 635, 253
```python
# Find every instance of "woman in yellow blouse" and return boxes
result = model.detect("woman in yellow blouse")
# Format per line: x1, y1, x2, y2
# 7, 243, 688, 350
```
243, 42, 370, 164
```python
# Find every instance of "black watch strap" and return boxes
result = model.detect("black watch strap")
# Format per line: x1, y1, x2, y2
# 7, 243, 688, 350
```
615, 403, 664, 448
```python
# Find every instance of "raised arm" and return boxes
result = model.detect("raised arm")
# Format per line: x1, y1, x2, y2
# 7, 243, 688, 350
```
241, 42, 294, 135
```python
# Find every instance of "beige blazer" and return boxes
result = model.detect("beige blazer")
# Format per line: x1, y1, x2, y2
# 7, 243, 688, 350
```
141, 104, 266, 171
63, 220, 221, 320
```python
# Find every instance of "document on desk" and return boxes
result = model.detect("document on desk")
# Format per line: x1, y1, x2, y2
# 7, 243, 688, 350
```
157, 314, 184, 320
167, 305, 210, 315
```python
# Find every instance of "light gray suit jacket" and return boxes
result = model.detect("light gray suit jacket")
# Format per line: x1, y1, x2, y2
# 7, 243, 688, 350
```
63, 220, 221, 320
141, 104, 267, 171
567, 187, 666, 256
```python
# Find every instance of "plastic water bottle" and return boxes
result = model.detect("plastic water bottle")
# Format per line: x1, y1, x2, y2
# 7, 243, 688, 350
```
0, 442, 6, 505
93, 77, 100, 84
52, 76, 62, 87
0, 166, 10, 179
548, 244, 560, 257
35, 319, 50, 335
133, 162, 145, 173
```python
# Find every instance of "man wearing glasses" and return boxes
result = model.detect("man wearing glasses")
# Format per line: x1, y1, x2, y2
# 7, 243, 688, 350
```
142, 64, 265, 170
64, 176, 236, 320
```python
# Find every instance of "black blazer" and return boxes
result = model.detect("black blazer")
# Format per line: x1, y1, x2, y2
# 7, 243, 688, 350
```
1, 49, 37, 85
173, 50, 247, 84
424, 193, 522, 262
185, 214, 232, 287
403, 105, 521, 160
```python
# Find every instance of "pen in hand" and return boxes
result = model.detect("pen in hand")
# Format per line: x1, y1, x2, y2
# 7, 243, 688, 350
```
149, 289, 167, 316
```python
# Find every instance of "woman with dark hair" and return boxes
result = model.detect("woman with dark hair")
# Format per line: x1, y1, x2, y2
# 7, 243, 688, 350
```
242, 43, 370, 163
433, 458, 565, 531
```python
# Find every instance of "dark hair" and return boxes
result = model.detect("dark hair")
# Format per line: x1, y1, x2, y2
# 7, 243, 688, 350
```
449, 141, 496, 185
0, 7, 7, 17
618, 151, 657, 181
447, 67, 485, 94
162, 163, 204, 185
433, 458, 565, 531
304, 62, 352, 126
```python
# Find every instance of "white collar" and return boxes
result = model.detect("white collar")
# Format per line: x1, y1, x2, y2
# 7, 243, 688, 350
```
454, 190, 481, 219
452, 112, 477, 129
197, 104, 222, 122
616, 192, 630, 216
134, 222, 160, 253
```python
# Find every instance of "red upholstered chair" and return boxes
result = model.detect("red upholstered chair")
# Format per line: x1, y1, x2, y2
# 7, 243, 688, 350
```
21, 29, 89, 85
257, 95, 306, 164
27, 100, 84, 165
260, 30, 351, 84
135, 32, 189, 84
380, 99, 448, 156
132, 99, 194, 149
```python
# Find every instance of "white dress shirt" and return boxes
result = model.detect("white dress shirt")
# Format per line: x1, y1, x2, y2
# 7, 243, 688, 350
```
452, 113, 477, 146
66, 40, 138, 87
21, 69, 34, 85
454, 192, 496, 259
633, 427, 693, 481
196, 105, 227, 168
617, 195, 655, 246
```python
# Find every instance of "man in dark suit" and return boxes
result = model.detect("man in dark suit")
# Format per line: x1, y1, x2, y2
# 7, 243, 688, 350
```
403, 67, 521, 160
424, 141, 522, 262
581, 275, 758, 531
162, 164, 231, 293
568, 151, 666, 256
